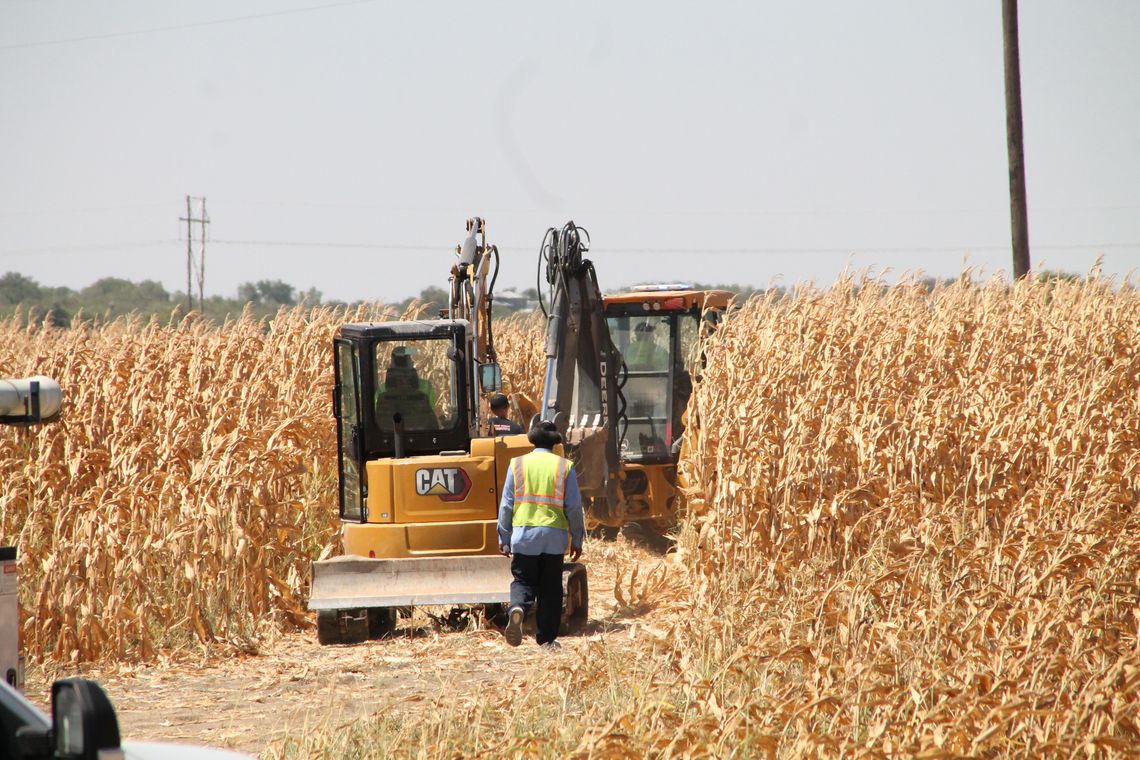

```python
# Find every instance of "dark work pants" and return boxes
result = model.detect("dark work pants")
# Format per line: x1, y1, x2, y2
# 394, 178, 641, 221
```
510, 552, 564, 645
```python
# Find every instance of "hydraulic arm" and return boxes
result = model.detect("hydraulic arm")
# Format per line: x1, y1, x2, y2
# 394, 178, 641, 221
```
537, 221, 627, 523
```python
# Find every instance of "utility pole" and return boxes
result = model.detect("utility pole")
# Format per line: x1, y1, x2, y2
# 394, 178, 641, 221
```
196, 197, 209, 312
179, 196, 210, 312
182, 196, 193, 312
1002, 0, 1031, 279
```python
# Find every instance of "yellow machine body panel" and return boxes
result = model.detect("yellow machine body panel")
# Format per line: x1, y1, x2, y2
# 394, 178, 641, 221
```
368, 453, 498, 524
619, 462, 676, 519
341, 433, 538, 561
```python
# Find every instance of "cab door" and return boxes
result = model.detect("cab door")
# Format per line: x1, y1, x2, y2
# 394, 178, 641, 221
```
334, 339, 366, 522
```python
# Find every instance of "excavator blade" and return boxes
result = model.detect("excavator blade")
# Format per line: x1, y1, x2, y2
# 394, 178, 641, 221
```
309, 555, 512, 610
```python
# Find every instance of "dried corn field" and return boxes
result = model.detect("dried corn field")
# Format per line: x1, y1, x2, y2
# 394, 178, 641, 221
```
265, 276, 1140, 760
273, 276, 1140, 760
494, 310, 546, 402
668, 275, 1140, 756
5, 277, 1140, 758
0, 306, 548, 664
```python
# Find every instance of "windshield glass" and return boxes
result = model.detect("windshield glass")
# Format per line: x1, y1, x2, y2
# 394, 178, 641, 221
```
610, 314, 671, 372
373, 339, 457, 431
608, 314, 674, 459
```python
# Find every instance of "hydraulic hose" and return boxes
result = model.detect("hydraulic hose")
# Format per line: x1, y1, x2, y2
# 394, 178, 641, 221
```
485, 244, 500, 361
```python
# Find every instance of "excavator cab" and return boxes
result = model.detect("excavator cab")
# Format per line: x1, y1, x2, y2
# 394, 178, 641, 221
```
333, 321, 477, 522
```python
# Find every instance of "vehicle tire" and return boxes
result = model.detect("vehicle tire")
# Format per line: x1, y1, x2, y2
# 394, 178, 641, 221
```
367, 607, 398, 639
480, 602, 508, 628
627, 521, 677, 553
560, 563, 589, 634
316, 609, 369, 645
588, 525, 621, 541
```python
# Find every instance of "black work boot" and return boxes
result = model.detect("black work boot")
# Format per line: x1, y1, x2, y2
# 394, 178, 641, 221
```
504, 606, 524, 647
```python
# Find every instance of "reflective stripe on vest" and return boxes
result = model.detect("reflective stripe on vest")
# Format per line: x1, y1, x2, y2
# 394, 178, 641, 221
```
512, 451, 570, 530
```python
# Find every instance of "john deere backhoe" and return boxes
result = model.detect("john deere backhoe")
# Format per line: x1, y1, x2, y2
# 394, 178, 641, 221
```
532, 222, 732, 534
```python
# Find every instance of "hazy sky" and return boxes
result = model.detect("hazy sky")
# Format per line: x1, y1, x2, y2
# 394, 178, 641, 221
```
1, 0, 1137, 303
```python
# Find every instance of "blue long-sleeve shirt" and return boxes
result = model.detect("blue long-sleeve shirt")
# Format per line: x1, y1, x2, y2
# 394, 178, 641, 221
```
497, 449, 585, 555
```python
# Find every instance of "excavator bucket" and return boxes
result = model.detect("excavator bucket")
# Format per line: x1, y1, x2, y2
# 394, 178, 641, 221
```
309, 555, 513, 611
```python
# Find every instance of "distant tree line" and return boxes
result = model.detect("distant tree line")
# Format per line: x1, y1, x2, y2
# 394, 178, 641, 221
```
0, 272, 335, 326
0, 270, 1089, 329
0, 274, 526, 327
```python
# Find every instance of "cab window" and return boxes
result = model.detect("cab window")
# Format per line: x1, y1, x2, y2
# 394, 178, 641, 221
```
608, 314, 674, 460
373, 339, 457, 431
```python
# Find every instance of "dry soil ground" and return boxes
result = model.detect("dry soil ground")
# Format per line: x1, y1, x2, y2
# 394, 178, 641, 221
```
24, 539, 668, 757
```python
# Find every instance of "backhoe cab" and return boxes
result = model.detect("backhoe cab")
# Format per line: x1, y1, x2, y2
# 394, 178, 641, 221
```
601, 287, 732, 530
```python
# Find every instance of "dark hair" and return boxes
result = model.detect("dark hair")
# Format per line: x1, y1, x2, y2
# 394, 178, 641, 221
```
489, 393, 509, 411
527, 420, 562, 449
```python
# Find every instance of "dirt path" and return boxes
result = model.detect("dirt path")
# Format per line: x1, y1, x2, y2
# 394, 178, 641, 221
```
24, 541, 666, 757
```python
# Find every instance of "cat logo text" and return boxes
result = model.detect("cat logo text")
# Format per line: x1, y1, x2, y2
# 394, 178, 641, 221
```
414, 467, 472, 502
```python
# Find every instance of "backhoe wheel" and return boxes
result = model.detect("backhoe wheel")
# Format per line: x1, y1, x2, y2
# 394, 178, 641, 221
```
367, 607, 398, 639
316, 608, 369, 646
560, 563, 589, 634
589, 525, 621, 541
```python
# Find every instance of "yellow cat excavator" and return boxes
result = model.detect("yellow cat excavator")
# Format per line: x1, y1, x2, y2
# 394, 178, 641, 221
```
308, 219, 590, 644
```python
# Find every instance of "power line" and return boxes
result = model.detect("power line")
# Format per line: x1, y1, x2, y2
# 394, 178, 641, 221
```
212, 239, 441, 251
2, 199, 1136, 222
0, 0, 378, 51
0, 239, 1135, 259
204, 200, 1140, 217
209, 239, 1140, 255
0, 240, 179, 257
0, 201, 175, 219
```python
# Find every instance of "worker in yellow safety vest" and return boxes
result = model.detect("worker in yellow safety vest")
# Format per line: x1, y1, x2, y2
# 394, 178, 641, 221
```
497, 420, 585, 649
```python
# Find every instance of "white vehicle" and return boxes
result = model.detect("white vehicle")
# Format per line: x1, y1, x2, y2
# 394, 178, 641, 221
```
1, 678, 251, 760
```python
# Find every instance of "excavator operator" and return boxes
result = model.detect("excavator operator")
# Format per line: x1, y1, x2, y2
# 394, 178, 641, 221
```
375, 347, 439, 430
